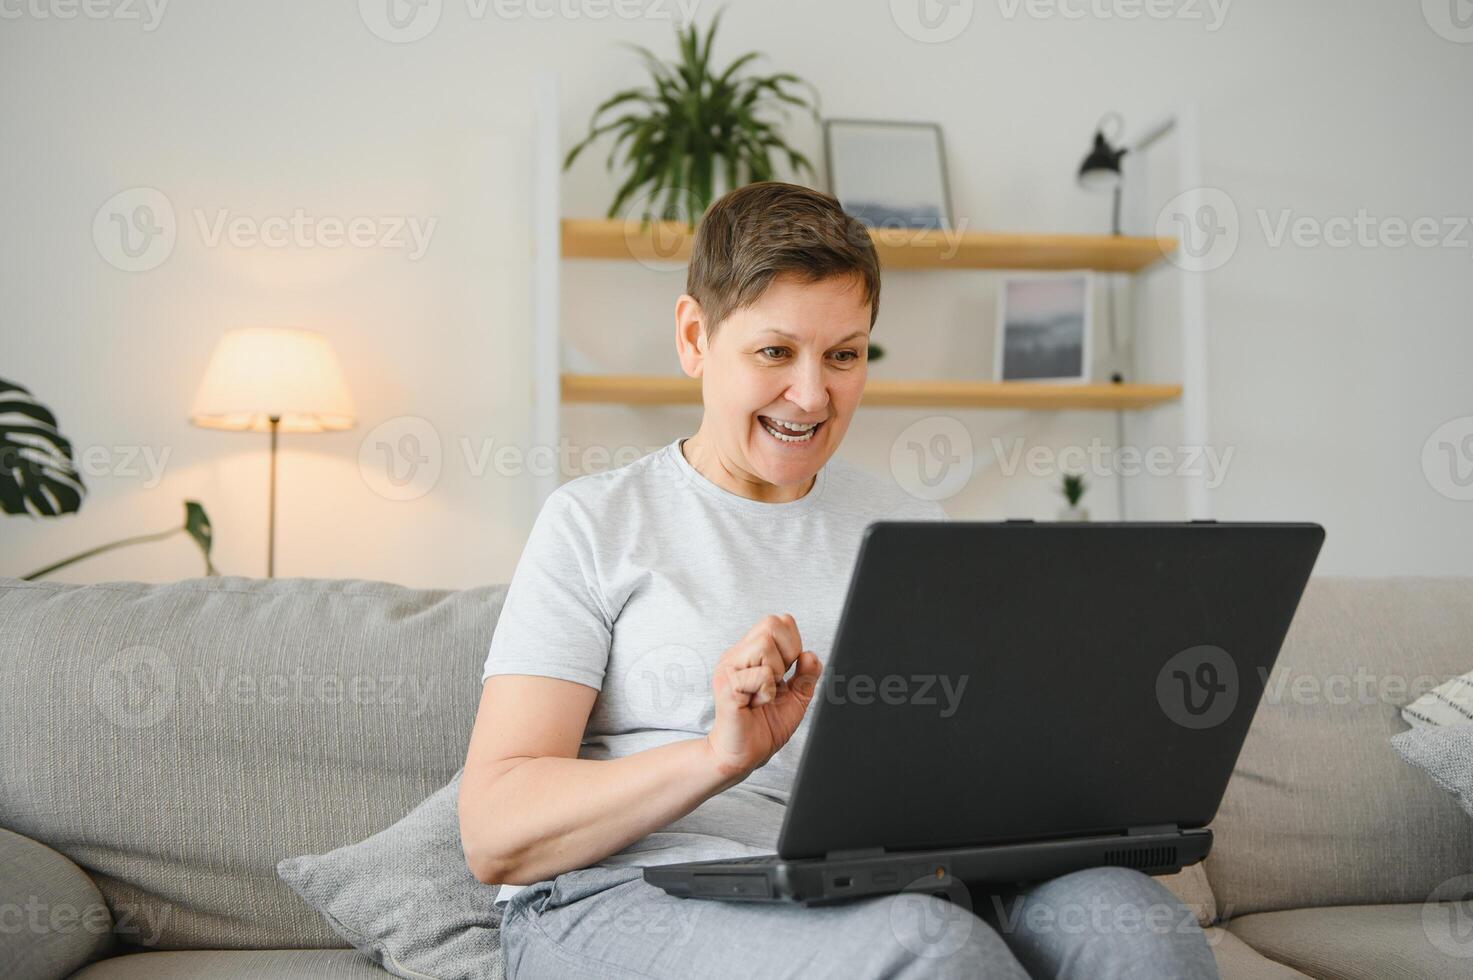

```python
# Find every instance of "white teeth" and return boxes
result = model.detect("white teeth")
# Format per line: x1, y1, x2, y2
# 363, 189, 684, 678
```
765, 417, 819, 431
761, 417, 819, 443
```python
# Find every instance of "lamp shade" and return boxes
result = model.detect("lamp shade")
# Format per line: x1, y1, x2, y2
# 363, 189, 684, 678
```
190, 327, 355, 433
1078, 131, 1126, 192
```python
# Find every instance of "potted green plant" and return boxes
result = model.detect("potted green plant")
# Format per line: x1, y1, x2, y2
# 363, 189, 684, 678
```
562, 8, 821, 223
2, 377, 216, 578
1057, 472, 1089, 522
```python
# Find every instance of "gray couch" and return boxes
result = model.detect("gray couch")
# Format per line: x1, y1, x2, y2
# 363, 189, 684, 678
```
1, 575, 1470, 979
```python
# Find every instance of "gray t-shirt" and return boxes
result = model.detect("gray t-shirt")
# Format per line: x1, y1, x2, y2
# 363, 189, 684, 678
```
481, 439, 944, 904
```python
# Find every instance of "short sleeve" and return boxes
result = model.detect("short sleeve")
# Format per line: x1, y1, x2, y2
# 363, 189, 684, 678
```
481, 489, 612, 689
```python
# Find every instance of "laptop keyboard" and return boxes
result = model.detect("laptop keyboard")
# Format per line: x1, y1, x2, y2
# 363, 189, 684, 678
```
702, 854, 783, 865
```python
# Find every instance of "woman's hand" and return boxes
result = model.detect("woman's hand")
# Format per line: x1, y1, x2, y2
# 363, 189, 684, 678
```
704, 613, 824, 779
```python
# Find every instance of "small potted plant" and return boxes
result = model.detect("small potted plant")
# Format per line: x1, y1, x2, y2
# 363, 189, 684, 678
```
562, 8, 820, 223
1057, 472, 1089, 522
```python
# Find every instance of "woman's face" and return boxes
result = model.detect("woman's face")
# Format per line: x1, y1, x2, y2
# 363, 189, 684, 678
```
676, 272, 872, 497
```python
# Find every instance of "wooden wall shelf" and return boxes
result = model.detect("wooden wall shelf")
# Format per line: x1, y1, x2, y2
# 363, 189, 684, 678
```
561, 374, 1182, 411
561, 219, 1177, 273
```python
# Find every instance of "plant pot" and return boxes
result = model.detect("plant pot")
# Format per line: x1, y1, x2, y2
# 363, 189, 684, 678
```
1057, 504, 1090, 522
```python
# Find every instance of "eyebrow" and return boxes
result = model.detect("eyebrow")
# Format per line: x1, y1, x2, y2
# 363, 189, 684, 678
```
760, 329, 869, 344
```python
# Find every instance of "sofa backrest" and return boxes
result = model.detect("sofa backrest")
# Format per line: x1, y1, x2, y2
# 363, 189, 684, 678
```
1207, 576, 1473, 918
0, 577, 504, 950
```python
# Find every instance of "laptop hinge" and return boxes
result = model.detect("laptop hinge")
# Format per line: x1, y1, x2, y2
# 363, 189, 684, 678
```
825, 846, 886, 860
1126, 824, 1179, 837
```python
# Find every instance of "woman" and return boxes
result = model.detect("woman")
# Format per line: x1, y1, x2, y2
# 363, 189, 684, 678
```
459, 181, 1218, 979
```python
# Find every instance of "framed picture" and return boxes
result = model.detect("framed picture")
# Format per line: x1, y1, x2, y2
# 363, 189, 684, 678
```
994, 273, 1093, 383
823, 119, 953, 230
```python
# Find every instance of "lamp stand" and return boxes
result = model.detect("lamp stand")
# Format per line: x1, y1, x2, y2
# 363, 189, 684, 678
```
267, 414, 280, 578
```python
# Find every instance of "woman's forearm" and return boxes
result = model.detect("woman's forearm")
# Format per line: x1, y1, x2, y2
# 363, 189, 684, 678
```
462, 736, 746, 886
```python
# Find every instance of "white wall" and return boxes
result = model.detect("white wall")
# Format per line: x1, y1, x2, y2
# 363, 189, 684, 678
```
3, 0, 1470, 587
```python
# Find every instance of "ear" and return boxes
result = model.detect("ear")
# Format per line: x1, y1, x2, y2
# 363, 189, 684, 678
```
674, 294, 708, 379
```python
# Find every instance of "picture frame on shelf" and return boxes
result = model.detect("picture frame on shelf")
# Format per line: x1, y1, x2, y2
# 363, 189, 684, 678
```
823, 119, 953, 231
994, 272, 1093, 384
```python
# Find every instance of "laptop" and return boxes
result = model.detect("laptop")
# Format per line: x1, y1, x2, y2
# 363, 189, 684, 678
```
644, 520, 1325, 905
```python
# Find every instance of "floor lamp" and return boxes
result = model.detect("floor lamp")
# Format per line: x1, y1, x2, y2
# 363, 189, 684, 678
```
190, 327, 355, 577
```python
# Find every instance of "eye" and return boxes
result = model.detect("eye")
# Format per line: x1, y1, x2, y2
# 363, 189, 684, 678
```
758, 346, 790, 360
830, 349, 860, 363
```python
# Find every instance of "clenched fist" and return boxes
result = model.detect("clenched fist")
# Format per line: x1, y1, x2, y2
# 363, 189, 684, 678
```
704, 614, 823, 779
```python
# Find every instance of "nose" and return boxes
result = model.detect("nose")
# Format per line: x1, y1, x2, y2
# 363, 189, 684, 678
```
785, 359, 828, 416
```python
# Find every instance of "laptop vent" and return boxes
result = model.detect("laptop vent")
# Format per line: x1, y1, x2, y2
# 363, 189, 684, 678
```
1102, 845, 1178, 871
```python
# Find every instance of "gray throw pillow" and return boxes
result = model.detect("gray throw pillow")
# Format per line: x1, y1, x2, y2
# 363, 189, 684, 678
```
277, 772, 505, 980
1391, 724, 1473, 820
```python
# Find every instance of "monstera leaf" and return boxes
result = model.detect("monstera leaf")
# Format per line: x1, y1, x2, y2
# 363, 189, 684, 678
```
2, 378, 218, 579
0, 377, 85, 517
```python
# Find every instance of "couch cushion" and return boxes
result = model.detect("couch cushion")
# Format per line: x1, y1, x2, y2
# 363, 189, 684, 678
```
1227, 903, 1473, 979
0, 827, 115, 979
277, 772, 505, 980
1206, 577, 1473, 917
0, 577, 504, 950
1392, 723, 1473, 820
68, 949, 391, 978
1154, 863, 1217, 928
1205, 927, 1310, 979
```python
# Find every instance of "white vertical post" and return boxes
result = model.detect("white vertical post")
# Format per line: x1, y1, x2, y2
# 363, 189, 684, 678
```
1173, 105, 1212, 519
531, 71, 561, 512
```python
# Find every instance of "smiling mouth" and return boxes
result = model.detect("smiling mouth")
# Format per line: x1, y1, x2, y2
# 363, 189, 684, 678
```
759, 415, 825, 443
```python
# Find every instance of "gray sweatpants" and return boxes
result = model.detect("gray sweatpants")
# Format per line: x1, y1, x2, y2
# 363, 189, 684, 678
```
499, 864, 1220, 978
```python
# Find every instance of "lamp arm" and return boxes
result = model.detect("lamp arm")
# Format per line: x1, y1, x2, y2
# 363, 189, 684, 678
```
1129, 116, 1178, 155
